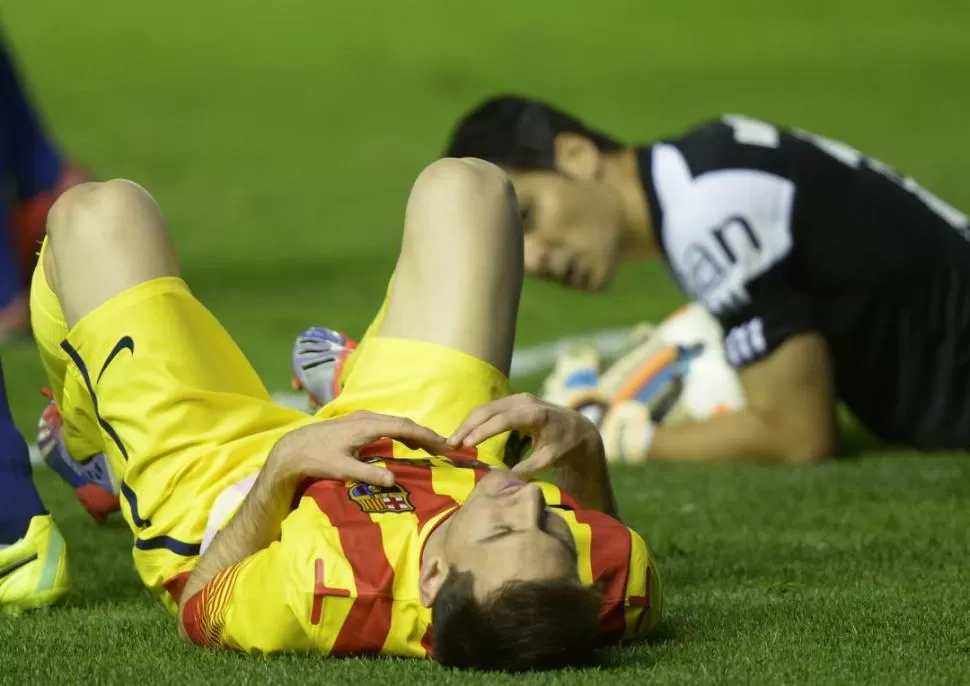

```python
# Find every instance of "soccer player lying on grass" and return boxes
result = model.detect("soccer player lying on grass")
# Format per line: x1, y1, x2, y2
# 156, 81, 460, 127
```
445, 96, 970, 465
21, 159, 661, 669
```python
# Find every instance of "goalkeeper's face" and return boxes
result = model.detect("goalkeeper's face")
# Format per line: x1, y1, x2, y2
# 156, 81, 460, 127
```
433, 471, 579, 599
508, 168, 624, 291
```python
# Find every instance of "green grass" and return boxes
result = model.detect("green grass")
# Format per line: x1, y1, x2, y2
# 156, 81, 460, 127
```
2, 0, 970, 682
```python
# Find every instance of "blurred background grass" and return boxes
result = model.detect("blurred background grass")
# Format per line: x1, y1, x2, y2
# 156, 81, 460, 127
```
4, 0, 968, 430
1, 1, 969, 682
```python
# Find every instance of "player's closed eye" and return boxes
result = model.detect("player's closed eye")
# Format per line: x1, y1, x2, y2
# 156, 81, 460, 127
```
484, 526, 514, 543
486, 510, 554, 540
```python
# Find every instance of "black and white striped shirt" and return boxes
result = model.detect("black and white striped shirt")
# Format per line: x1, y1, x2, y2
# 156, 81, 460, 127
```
640, 115, 970, 449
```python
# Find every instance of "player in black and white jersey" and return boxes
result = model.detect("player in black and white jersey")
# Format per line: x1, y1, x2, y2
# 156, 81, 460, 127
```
444, 95, 970, 464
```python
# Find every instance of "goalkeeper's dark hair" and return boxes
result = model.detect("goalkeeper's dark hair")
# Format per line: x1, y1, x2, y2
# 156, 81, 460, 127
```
444, 95, 624, 171
431, 567, 602, 672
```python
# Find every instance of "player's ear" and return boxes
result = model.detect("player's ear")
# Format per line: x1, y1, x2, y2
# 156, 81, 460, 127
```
554, 132, 602, 181
419, 556, 449, 607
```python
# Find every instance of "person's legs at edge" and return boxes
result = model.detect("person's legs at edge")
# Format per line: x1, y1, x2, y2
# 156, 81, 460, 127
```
0, 94, 28, 338
0, 31, 61, 201
0, 28, 88, 288
0, 354, 69, 614
0, 359, 46, 543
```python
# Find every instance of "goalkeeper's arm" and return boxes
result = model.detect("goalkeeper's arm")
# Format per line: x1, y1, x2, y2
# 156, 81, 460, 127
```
618, 333, 838, 464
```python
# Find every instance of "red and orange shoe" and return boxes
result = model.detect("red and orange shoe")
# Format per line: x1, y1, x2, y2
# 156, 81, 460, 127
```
36, 389, 120, 524
291, 327, 358, 412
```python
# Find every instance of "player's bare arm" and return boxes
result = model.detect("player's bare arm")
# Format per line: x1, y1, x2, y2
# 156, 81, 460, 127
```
177, 412, 449, 638
648, 333, 837, 464
449, 394, 619, 516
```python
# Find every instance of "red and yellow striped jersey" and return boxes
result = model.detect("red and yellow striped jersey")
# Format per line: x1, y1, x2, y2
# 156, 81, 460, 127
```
180, 446, 661, 657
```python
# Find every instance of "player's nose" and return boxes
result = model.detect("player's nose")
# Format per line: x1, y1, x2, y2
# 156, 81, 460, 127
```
509, 483, 546, 527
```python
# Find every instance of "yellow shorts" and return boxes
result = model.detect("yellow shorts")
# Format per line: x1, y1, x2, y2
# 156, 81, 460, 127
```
37, 274, 315, 610
321, 280, 514, 467
37, 263, 511, 611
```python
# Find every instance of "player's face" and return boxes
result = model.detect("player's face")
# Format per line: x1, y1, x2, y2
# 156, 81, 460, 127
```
443, 471, 579, 597
508, 169, 624, 290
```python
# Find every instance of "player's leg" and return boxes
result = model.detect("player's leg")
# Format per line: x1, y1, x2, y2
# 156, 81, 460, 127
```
27, 181, 177, 520
378, 157, 522, 374
43, 180, 180, 327
0, 358, 69, 614
320, 158, 524, 464
30, 233, 120, 523
39, 179, 310, 608
302, 158, 520, 401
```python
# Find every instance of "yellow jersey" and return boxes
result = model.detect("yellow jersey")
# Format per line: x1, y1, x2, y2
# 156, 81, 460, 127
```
181, 443, 662, 657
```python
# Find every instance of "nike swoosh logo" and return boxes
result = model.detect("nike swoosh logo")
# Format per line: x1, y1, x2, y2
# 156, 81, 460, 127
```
97, 336, 135, 382
0, 553, 39, 580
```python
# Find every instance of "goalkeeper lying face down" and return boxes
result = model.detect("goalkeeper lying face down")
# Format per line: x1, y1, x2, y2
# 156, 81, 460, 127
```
30, 159, 661, 671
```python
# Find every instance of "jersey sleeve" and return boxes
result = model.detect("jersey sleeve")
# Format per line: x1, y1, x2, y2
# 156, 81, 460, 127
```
652, 118, 818, 370
716, 267, 817, 370
550, 488, 663, 644
180, 543, 313, 654
621, 527, 663, 642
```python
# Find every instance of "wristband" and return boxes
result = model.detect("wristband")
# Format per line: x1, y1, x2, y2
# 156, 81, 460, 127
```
575, 399, 607, 428
601, 400, 654, 464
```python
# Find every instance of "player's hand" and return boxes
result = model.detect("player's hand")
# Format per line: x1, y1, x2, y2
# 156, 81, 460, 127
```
268, 411, 450, 487
447, 393, 605, 477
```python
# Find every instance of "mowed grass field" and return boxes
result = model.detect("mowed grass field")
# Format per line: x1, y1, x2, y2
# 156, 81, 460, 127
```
2, 1, 970, 683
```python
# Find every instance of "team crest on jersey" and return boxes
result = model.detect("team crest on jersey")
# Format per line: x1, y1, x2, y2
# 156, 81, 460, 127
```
348, 481, 414, 514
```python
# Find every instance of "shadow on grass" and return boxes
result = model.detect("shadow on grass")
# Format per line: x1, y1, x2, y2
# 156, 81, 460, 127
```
62, 579, 156, 610
190, 620, 684, 675
835, 411, 893, 458
594, 619, 684, 671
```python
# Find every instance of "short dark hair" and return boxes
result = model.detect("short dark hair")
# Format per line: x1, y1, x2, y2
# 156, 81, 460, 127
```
431, 568, 602, 672
444, 95, 624, 171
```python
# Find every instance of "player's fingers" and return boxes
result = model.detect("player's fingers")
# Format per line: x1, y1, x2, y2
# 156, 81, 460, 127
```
354, 413, 450, 454
341, 459, 396, 487
465, 402, 548, 446
510, 445, 557, 477
301, 452, 396, 487
461, 403, 545, 447
448, 394, 535, 446
458, 413, 515, 447
396, 434, 452, 454
447, 404, 506, 446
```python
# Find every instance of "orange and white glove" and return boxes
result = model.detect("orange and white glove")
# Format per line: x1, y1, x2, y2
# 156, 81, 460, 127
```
540, 345, 608, 427
600, 400, 655, 464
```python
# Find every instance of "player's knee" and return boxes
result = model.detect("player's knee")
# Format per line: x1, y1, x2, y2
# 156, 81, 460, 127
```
406, 158, 517, 248
414, 157, 513, 204
47, 179, 162, 248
